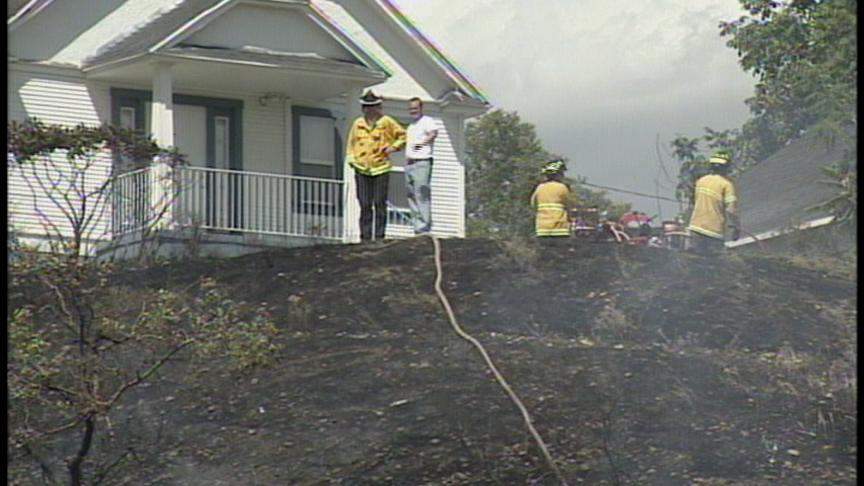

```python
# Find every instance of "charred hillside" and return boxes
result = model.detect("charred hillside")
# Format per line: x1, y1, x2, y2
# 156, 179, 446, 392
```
11, 237, 857, 485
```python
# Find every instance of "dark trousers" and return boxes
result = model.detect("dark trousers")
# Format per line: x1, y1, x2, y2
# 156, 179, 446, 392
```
355, 172, 389, 241
690, 231, 725, 255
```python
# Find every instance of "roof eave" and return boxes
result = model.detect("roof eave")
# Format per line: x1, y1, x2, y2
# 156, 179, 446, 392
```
157, 51, 388, 81
726, 215, 837, 248
371, 0, 488, 104
308, 2, 392, 76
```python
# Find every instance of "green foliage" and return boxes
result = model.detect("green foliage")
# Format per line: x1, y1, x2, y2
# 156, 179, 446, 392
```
7, 117, 186, 167
465, 110, 550, 237
192, 277, 281, 369
8, 118, 189, 260
7, 251, 281, 485
673, 0, 857, 224
807, 160, 857, 227
568, 177, 632, 221
719, 0, 857, 163
465, 109, 630, 236
669, 135, 710, 212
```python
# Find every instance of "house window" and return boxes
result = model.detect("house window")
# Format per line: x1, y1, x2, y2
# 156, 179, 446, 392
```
292, 107, 343, 217
214, 116, 230, 170
292, 106, 341, 180
299, 115, 335, 167
120, 106, 136, 130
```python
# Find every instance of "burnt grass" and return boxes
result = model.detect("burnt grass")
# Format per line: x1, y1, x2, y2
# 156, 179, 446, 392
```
16, 237, 859, 484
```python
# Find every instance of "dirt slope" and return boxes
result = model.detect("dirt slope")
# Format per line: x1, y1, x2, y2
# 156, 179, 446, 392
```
24, 238, 861, 484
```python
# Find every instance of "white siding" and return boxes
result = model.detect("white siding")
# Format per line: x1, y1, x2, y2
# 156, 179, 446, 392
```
428, 114, 465, 237
240, 94, 289, 233
8, 66, 114, 250
186, 4, 355, 62
242, 96, 288, 175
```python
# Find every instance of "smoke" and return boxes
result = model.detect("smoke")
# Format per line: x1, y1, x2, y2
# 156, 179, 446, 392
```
396, 0, 755, 218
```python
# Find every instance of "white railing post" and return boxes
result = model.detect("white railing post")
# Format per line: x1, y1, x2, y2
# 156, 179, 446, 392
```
150, 158, 175, 230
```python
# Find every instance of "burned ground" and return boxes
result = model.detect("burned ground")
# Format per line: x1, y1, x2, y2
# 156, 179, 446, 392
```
10, 237, 857, 485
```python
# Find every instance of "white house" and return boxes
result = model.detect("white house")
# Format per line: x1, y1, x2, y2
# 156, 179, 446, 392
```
7, 0, 490, 258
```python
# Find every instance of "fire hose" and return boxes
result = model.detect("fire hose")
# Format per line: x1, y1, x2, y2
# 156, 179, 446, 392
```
430, 236, 570, 486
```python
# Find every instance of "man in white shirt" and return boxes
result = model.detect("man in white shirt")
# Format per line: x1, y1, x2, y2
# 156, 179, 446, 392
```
405, 97, 438, 234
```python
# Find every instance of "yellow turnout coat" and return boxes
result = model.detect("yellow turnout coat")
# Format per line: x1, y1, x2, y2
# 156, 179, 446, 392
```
530, 180, 571, 237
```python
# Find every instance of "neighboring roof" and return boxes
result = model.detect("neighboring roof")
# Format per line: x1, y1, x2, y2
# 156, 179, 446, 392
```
735, 129, 854, 238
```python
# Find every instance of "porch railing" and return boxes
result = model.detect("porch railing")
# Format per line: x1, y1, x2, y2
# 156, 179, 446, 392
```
111, 167, 153, 236
111, 166, 415, 242
173, 166, 345, 240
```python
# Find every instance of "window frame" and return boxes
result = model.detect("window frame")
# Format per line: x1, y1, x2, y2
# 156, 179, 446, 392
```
291, 106, 342, 180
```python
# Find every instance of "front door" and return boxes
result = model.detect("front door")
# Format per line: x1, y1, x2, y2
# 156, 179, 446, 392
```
111, 89, 243, 232
173, 103, 242, 229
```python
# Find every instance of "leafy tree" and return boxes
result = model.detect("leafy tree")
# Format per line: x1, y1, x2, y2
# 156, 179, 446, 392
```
7, 119, 288, 485
465, 110, 551, 236
672, 0, 856, 224
568, 178, 632, 222
7, 250, 282, 485
669, 135, 709, 213
807, 160, 857, 227
719, 0, 857, 164
465, 109, 630, 236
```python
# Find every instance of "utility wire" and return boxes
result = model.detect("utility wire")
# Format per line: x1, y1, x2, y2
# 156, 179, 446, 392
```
578, 180, 679, 203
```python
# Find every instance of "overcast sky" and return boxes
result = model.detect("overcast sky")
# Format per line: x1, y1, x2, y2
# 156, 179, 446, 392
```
395, 0, 756, 219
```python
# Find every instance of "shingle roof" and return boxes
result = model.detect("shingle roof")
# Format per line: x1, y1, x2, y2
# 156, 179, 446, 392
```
736, 129, 855, 236
83, 0, 223, 69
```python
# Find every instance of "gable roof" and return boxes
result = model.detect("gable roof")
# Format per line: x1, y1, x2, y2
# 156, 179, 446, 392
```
375, 0, 487, 104
319, 0, 487, 105
82, 0, 386, 74
82, 0, 222, 69
735, 128, 854, 240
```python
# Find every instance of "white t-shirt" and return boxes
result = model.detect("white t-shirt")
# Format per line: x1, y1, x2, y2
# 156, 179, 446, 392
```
406, 115, 437, 159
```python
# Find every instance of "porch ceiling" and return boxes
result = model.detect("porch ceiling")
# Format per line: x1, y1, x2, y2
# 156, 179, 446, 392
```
85, 51, 386, 99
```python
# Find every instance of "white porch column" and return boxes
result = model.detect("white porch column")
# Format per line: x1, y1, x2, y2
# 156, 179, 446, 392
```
151, 61, 175, 147
342, 88, 363, 243
150, 61, 176, 229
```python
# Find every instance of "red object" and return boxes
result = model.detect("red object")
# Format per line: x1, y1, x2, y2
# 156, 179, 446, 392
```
618, 211, 652, 229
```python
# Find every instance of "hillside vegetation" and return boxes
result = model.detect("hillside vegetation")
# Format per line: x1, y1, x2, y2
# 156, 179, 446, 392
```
8, 237, 857, 485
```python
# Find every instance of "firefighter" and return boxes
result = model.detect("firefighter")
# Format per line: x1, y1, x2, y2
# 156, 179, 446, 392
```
687, 151, 741, 254
345, 91, 406, 242
530, 159, 572, 237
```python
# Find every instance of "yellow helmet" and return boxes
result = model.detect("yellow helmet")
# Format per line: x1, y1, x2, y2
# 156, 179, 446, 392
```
542, 159, 567, 175
709, 151, 732, 165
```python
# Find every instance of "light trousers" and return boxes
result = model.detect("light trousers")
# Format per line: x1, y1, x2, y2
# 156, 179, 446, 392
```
405, 158, 433, 233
